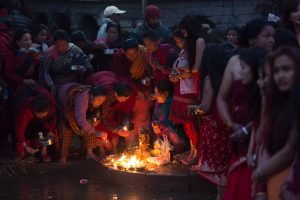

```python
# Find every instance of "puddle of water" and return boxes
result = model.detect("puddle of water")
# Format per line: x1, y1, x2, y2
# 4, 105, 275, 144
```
0, 163, 216, 200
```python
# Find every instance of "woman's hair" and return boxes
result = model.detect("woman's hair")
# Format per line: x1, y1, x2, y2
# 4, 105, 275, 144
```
239, 47, 267, 121
70, 30, 87, 43
106, 22, 121, 35
53, 29, 69, 42
195, 15, 216, 30
292, 82, 300, 188
293, 82, 300, 153
90, 85, 107, 97
172, 28, 185, 39
282, 0, 300, 32
199, 43, 238, 95
263, 46, 300, 154
123, 38, 139, 51
225, 26, 241, 43
31, 23, 48, 37
155, 79, 174, 96
13, 28, 30, 50
143, 29, 160, 41
240, 18, 273, 47
32, 97, 50, 114
274, 28, 299, 49
178, 15, 209, 70
225, 26, 241, 37
208, 28, 224, 44
113, 83, 132, 97
14, 28, 30, 42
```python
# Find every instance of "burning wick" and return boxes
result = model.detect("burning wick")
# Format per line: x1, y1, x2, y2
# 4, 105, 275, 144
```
122, 126, 128, 131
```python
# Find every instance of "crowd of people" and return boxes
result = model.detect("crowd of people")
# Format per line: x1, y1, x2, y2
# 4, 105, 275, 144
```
0, 0, 300, 200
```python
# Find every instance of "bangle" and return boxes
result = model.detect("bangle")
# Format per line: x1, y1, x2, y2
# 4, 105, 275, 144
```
242, 126, 249, 136
255, 192, 267, 198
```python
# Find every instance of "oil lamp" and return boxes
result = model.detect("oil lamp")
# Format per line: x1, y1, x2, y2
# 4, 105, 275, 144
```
121, 121, 134, 131
38, 132, 54, 147
141, 77, 151, 86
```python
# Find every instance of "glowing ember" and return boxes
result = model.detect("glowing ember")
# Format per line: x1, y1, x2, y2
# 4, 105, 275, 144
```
111, 153, 146, 170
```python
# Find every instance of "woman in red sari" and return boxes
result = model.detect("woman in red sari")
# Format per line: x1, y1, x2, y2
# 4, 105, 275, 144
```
280, 83, 300, 200
169, 24, 206, 165
217, 18, 275, 200
252, 47, 300, 200
188, 44, 235, 198
238, 48, 269, 200
5, 28, 41, 91
282, 0, 300, 46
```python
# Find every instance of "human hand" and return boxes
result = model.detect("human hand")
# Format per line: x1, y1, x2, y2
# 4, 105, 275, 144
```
230, 129, 246, 141
118, 129, 130, 137
254, 194, 267, 200
23, 79, 37, 86
280, 183, 299, 200
247, 153, 256, 169
252, 167, 266, 185
232, 123, 243, 131
25, 146, 38, 155
148, 93, 157, 101
169, 73, 180, 83
152, 126, 161, 135
187, 105, 204, 115
192, 68, 198, 73
87, 54, 94, 61
96, 131, 107, 141
149, 57, 160, 71
230, 124, 248, 141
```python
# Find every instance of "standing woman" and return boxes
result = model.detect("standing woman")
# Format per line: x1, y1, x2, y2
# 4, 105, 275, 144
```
169, 25, 205, 165
95, 22, 123, 71
188, 44, 235, 198
95, 22, 122, 48
41, 29, 93, 95
31, 23, 49, 54
282, 0, 300, 45
178, 15, 207, 95
281, 83, 300, 200
252, 47, 300, 200
5, 28, 41, 90
225, 26, 241, 47
217, 18, 275, 200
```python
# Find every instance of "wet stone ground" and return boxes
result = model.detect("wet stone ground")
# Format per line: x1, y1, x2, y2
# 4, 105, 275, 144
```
0, 158, 217, 200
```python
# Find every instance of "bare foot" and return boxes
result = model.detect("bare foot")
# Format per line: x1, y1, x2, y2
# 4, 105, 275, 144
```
41, 153, 51, 163
182, 153, 198, 165
190, 163, 201, 171
86, 153, 99, 162
58, 157, 67, 164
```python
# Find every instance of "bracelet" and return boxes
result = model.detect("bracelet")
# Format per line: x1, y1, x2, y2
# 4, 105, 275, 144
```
255, 192, 267, 198
242, 126, 249, 136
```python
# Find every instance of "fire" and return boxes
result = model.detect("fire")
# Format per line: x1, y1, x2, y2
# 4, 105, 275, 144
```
111, 153, 146, 170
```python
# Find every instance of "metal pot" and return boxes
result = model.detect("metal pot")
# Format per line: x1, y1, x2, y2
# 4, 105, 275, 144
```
141, 77, 151, 86
40, 138, 54, 147
71, 65, 85, 71
38, 132, 54, 147
104, 49, 115, 55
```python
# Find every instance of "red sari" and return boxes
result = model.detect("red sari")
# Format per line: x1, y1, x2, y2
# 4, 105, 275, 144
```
223, 80, 252, 200
198, 102, 231, 186
169, 50, 199, 145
